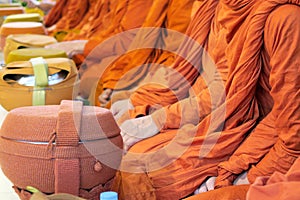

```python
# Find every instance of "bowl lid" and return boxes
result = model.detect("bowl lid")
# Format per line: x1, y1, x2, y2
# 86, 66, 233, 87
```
0, 100, 120, 143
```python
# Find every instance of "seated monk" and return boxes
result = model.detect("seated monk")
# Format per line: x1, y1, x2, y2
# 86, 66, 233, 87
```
76, 0, 196, 102
91, 0, 196, 107
45, 0, 152, 63
61, 0, 100, 41
46, 0, 89, 36
108, 0, 300, 199
62, 0, 111, 41
43, 0, 69, 28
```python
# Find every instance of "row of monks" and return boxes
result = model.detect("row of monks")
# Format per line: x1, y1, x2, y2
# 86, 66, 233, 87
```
40, 0, 300, 199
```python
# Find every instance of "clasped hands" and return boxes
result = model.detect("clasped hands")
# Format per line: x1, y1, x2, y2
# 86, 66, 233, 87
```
110, 99, 160, 152
194, 171, 249, 195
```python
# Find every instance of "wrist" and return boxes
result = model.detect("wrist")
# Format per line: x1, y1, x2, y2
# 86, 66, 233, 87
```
151, 108, 167, 131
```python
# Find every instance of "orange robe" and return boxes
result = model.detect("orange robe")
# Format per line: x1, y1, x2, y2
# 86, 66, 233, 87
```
82, 0, 153, 57
186, 157, 300, 200
112, 0, 300, 199
47, 0, 89, 35
247, 157, 300, 200
184, 185, 250, 200
77, 0, 156, 99
44, 0, 69, 28
92, 0, 195, 106
86, 0, 194, 105
62, 0, 101, 41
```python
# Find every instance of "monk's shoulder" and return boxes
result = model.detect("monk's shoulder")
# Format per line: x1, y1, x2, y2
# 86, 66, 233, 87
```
266, 4, 300, 27
264, 4, 300, 52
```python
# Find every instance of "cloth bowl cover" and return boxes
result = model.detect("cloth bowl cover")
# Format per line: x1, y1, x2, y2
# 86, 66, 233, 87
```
0, 22, 46, 49
0, 100, 123, 200
3, 13, 42, 24
4, 34, 57, 62
6, 47, 67, 64
0, 57, 78, 111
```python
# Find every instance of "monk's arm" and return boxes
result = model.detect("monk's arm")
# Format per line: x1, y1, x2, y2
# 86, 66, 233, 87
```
44, 0, 67, 27
101, 0, 171, 89
150, 69, 224, 130
54, 0, 89, 30
246, 4, 300, 182
215, 5, 300, 187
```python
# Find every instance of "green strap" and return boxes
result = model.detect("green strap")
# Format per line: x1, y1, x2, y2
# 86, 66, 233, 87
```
30, 57, 48, 106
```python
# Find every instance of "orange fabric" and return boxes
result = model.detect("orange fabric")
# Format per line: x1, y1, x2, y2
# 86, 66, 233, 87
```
247, 157, 300, 200
90, 0, 195, 107
101, 0, 195, 92
83, 0, 153, 57
112, 0, 300, 199
184, 185, 250, 200
185, 158, 300, 199
214, 2, 300, 188
48, 0, 89, 34
44, 0, 69, 27
78, 0, 155, 100
85, 0, 117, 39
63, 0, 105, 41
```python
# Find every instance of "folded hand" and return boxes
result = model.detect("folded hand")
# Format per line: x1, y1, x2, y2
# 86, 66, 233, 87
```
120, 115, 159, 152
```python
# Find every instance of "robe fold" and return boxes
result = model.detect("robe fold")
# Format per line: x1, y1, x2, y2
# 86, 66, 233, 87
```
83, 0, 153, 57
103, 0, 194, 89
214, 2, 300, 188
112, 0, 300, 199
93, 0, 195, 106
187, 157, 300, 199
62, 0, 100, 41
247, 157, 300, 200
79, 0, 195, 103
77, 0, 155, 99
44, 0, 69, 28
47, 0, 89, 34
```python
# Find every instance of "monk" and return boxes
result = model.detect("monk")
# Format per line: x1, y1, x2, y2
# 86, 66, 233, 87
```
46, 0, 89, 36
109, 0, 300, 199
77, 0, 196, 102
43, 0, 69, 28
92, 0, 196, 107
62, 0, 110, 41
61, 0, 99, 41
44, 0, 148, 61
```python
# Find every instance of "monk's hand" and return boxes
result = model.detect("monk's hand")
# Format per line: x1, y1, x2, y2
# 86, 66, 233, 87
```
120, 115, 159, 151
233, 171, 249, 185
110, 99, 133, 121
194, 176, 216, 194
99, 89, 113, 107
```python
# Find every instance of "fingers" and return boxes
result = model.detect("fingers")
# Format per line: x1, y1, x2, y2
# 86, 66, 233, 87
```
99, 89, 113, 106
194, 182, 208, 194
206, 176, 216, 191
194, 176, 217, 195
110, 99, 133, 120
233, 171, 249, 185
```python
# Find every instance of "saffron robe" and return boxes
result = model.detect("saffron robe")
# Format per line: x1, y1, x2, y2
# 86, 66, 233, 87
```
62, 0, 102, 41
79, 0, 195, 101
92, 0, 195, 106
46, 0, 89, 35
111, 0, 300, 199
